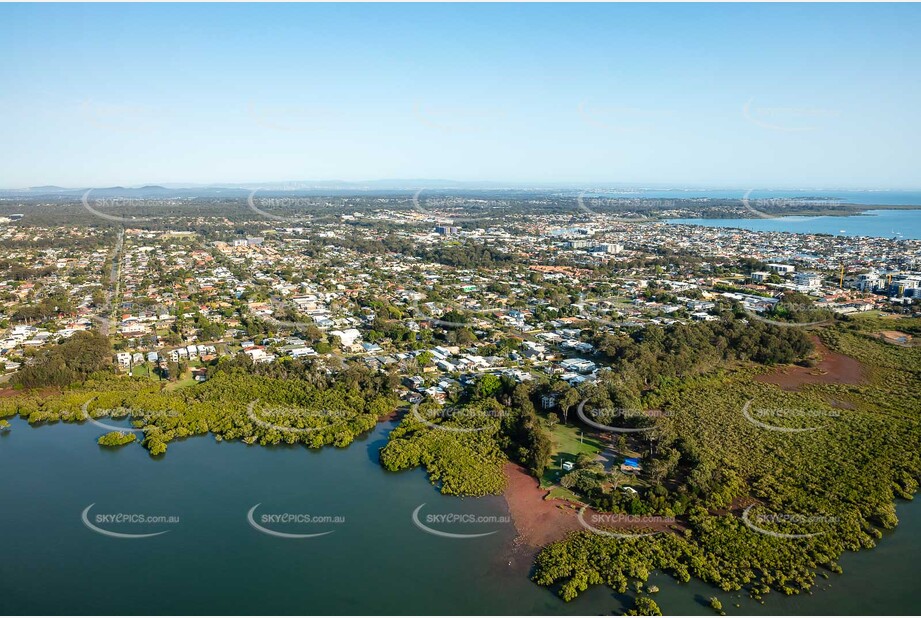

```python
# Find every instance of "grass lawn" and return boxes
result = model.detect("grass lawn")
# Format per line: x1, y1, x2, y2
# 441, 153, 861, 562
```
545, 485, 585, 503
130, 365, 155, 379
164, 376, 197, 391
540, 421, 606, 489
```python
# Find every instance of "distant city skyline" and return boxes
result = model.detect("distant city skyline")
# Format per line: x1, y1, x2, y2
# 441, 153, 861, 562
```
2, 3, 920, 188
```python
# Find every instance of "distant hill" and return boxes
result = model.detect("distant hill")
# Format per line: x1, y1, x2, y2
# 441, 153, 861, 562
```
28, 185, 70, 191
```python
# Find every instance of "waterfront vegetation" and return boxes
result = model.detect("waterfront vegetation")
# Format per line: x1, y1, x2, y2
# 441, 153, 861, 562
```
380, 380, 552, 495
97, 430, 136, 446
532, 316, 920, 604
626, 596, 663, 616
1, 312, 918, 612
379, 399, 510, 495
0, 359, 399, 455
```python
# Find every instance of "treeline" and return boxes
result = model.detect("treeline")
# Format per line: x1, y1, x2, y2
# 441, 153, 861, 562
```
380, 377, 551, 495
379, 399, 510, 495
2, 366, 400, 456
532, 507, 854, 603
211, 353, 402, 395
590, 318, 814, 408
0, 263, 56, 281
418, 243, 516, 269
533, 320, 920, 604
11, 294, 76, 323
497, 380, 553, 477
98, 431, 136, 447
14, 331, 112, 389
766, 291, 836, 325
315, 229, 517, 269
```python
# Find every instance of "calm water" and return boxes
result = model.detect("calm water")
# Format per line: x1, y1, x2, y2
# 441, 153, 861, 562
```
1, 416, 918, 615
666, 209, 921, 240
602, 190, 921, 207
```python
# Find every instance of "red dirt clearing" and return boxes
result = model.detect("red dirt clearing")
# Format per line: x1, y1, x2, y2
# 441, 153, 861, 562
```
756, 336, 866, 391
503, 462, 582, 549
502, 463, 680, 549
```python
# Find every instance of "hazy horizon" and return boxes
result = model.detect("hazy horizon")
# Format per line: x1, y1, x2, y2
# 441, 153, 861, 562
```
4, 179, 921, 193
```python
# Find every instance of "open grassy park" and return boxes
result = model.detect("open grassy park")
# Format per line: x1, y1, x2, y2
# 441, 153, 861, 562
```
539, 420, 606, 500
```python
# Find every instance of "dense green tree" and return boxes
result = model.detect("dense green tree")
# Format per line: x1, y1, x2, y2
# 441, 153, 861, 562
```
14, 331, 112, 388
97, 431, 137, 447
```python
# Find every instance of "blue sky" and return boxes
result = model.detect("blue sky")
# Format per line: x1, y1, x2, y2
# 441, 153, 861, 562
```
1, 3, 920, 189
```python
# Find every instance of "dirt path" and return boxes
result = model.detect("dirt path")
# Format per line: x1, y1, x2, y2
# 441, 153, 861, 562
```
756, 335, 866, 391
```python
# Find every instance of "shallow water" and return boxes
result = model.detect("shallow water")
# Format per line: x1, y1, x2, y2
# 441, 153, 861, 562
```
0, 415, 917, 615
666, 209, 921, 240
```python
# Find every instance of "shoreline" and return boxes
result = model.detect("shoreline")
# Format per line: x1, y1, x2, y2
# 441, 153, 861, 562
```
502, 461, 584, 551
664, 205, 921, 220
501, 460, 681, 552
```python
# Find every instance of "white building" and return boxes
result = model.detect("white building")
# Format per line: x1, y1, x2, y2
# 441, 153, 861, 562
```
593, 243, 623, 254
794, 272, 823, 290
330, 328, 362, 349
767, 263, 795, 275
855, 273, 881, 292
560, 358, 596, 374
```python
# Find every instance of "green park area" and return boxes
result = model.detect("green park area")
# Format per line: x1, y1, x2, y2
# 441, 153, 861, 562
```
539, 420, 605, 501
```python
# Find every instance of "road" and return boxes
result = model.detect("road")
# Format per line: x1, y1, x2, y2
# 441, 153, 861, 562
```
97, 229, 124, 337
